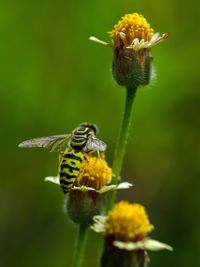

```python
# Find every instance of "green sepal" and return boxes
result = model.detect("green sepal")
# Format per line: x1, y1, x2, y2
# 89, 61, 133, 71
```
65, 190, 105, 225
112, 48, 153, 88
101, 239, 149, 267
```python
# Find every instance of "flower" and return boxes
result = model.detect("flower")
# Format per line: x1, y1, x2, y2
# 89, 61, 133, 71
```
92, 201, 172, 250
90, 13, 167, 52
92, 201, 172, 267
73, 154, 112, 190
45, 156, 132, 224
105, 201, 154, 242
90, 13, 168, 88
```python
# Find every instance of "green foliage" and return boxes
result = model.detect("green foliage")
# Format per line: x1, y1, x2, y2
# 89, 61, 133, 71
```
0, 0, 200, 267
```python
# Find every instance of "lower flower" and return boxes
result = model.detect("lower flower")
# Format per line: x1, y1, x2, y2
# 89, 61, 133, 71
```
45, 156, 132, 225
92, 201, 172, 267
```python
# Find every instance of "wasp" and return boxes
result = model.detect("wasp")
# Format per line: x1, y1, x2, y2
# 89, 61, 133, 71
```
18, 123, 107, 193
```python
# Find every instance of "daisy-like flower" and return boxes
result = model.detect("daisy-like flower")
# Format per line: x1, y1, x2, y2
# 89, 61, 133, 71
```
45, 156, 132, 225
92, 201, 172, 267
90, 13, 168, 89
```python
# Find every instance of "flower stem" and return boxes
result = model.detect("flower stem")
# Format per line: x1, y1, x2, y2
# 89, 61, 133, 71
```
106, 86, 137, 212
72, 224, 89, 267
134, 251, 149, 267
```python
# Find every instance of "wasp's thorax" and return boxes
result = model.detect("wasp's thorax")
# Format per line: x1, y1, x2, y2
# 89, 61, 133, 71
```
79, 123, 98, 135
70, 124, 96, 150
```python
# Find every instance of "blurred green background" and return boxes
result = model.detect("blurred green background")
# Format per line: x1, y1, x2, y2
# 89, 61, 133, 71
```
0, 0, 200, 266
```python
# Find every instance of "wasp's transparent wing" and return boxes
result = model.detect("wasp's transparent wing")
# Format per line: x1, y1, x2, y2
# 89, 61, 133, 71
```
84, 135, 107, 152
18, 134, 71, 152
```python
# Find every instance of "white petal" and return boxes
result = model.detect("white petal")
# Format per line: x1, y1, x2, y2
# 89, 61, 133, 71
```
138, 39, 145, 49
93, 215, 107, 224
131, 38, 140, 49
143, 239, 173, 251
142, 41, 149, 48
147, 33, 161, 47
116, 182, 133, 189
71, 186, 95, 192
151, 33, 160, 42
127, 32, 168, 51
91, 215, 106, 233
128, 38, 145, 51
132, 38, 139, 46
119, 31, 126, 40
148, 33, 168, 48
98, 184, 116, 193
136, 39, 150, 50
114, 241, 140, 251
114, 239, 173, 252
141, 43, 149, 49
98, 182, 133, 193
44, 176, 60, 185
89, 36, 112, 47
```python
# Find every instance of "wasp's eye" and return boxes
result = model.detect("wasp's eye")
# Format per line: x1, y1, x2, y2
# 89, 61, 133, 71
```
80, 123, 99, 135
89, 124, 98, 135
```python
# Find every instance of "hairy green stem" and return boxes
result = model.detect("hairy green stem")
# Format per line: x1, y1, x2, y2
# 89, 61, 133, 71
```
106, 86, 137, 212
72, 224, 89, 267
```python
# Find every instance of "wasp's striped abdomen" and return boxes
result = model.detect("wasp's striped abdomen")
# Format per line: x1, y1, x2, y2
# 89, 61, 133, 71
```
59, 149, 85, 194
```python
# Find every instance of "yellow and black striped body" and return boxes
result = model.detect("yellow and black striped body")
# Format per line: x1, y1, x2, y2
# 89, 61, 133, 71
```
59, 148, 85, 193
59, 124, 98, 193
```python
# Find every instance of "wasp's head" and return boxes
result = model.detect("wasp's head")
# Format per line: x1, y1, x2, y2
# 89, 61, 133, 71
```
79, 122, 99, 135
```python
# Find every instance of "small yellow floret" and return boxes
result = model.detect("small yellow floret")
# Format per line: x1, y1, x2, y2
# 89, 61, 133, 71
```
105, 201, 154, 241
75, 155, 112, 190
110, 13, 154, 43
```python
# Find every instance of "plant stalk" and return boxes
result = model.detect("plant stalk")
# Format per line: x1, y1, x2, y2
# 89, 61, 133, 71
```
106, 86, 137, 212
72, 224, 89, 267
134, 251, 149, 267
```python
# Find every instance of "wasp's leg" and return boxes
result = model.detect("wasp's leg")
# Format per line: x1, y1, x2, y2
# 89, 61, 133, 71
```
59, 152, 64, 163
84, 155, 89, 163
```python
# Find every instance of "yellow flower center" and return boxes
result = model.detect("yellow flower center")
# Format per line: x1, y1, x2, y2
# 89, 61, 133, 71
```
105, 201, 154, 242
110, 13, 154, 45
74, 155, 112, 190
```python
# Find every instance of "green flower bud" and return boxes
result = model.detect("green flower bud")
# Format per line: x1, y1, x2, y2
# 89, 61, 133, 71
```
112, 49, 153, 88
65, 190, 105, 225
